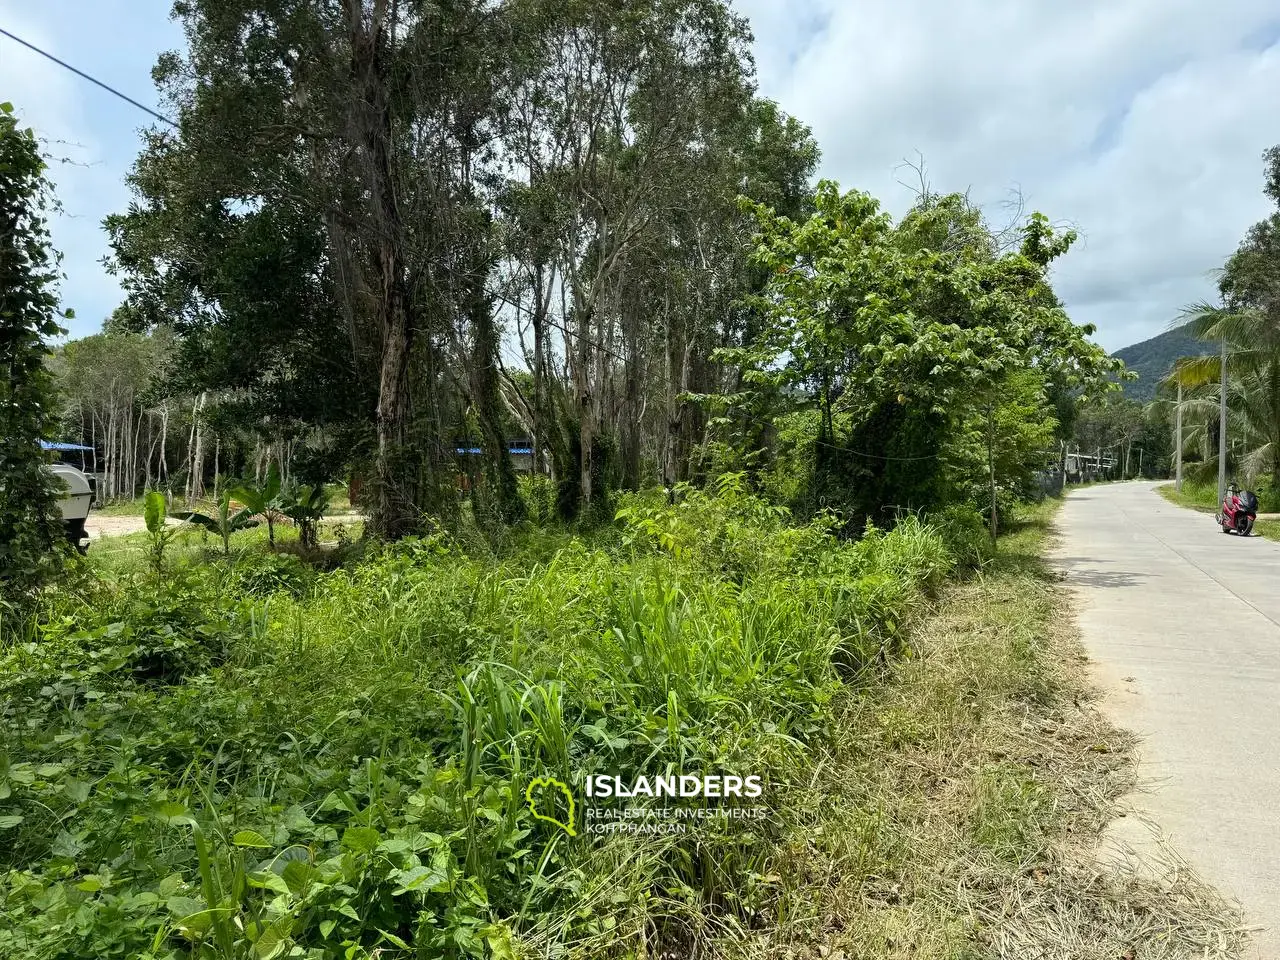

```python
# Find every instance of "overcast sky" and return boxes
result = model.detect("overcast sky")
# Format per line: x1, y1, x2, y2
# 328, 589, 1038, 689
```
2, 1, 1278, 350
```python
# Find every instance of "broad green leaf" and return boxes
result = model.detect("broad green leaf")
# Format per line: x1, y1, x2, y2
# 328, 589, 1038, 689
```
154, 801, 195, 826
247, 871, 290, 896
253, 915, 294, 959
144, 490, 166, 534
340, 826, 380, 854
281, 860, 316, 896
0, 815, 23, 829
391, 864, 447, 895
233, 830, 272, 848
378, 930, 411, 949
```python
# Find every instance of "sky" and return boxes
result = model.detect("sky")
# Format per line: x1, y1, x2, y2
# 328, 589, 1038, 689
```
1, 1, 1279, 351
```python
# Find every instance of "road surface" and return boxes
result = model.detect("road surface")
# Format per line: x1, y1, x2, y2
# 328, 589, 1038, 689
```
1055, 481, 1280, 954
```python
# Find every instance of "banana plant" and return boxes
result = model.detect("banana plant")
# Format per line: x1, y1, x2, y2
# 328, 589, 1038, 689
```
143, 489, 176, 576
172, 489, 259, 555
230, 463, 283, 546
279, 483, 330, 549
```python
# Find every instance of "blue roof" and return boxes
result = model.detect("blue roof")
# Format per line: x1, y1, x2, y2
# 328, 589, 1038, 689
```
41, 441, 94, 452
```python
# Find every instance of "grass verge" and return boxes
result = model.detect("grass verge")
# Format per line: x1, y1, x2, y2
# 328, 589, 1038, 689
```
1, 492, 1248, 958
1156, 481, 1217, 513
743, 500, 1246, 959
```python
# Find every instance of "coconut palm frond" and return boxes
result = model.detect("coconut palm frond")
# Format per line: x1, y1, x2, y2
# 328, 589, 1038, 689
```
1165, 355, 1221, 390
1242, 441, 1274, 485
1178, 300, 1231, 340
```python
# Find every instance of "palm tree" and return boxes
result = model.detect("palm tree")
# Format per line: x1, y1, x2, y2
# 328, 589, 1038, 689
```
1168, 303, 1280, 490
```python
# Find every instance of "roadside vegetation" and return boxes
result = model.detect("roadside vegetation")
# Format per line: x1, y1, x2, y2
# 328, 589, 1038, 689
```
3, 490, 1246, 958
1156, 480, 1219, 513
3, 478, 971, 959
1158, 147, 1280, 494
768, 501, 1243, 958
5, 0, 1251, 953
1157, 480, 1280, 543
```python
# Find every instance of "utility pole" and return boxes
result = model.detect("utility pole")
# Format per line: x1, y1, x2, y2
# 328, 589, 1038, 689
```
1175, 380, 1183, 492
1218, 339, 1228, 512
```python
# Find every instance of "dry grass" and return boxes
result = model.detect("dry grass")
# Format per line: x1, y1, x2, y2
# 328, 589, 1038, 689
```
719, 503, 1249, 959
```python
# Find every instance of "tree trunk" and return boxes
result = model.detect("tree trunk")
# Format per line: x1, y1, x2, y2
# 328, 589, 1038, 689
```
469, 273, 524, 525
347, 0, 423, 540
987, 403, 998, 549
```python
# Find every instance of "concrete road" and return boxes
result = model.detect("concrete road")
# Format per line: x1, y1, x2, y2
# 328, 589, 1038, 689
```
1054, 481, 1280, 954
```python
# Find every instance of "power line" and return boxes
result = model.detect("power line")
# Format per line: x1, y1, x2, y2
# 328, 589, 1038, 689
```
0, 26, 177, 129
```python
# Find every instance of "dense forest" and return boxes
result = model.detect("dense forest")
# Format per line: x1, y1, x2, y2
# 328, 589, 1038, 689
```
1112, 323, 1210, 403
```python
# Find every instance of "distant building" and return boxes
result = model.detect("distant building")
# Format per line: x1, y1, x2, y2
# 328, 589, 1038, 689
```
454, 442, 536, 475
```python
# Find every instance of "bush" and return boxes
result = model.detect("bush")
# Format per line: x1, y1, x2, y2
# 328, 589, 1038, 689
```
216, 550, 315, 598
517, 473, 556, 525
932, 503, 991, 570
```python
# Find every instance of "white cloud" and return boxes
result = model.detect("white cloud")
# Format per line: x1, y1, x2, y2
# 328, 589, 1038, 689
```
736, 0, 1280, 350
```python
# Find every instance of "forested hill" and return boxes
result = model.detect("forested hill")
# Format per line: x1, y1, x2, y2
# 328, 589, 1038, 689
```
1113, 323, 1211, 401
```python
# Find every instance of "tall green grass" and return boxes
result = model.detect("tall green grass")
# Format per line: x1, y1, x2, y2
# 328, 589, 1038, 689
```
0, 478, 975, 959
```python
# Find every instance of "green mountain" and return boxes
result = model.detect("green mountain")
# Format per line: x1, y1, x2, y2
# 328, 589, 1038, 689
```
1112, 324, 1212, 402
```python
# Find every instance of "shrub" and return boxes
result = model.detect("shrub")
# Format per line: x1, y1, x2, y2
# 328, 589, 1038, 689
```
518, 473, 556, 525
932, 503, 991, 570
219, 550, 314, 598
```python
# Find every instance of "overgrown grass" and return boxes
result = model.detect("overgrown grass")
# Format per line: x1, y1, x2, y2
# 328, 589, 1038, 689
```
1, 489, 1243, 958
739, 500, 1244, 959
1, 477, 973, 959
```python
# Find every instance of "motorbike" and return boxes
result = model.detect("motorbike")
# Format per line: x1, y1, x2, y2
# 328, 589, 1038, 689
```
1220, 482, 1258, 537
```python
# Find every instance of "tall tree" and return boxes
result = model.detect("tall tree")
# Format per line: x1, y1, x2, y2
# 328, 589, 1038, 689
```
0, 102, 67, 600
1175, 147, 1280, 488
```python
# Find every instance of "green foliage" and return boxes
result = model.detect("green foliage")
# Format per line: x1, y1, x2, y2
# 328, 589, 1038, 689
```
517, 474, 556, 526
172, 490, 259, 555
230, 464, 283, 546
1, 479, 957, 959
143, 490, 176, 576
0, 102, 67, 609
218, 551, 313, 599
278, 483, 329, 550
717, 181, 1123, 524
1112, 323, 1210, 401
1171, 151, 1280, 489
930, 504, 992, 570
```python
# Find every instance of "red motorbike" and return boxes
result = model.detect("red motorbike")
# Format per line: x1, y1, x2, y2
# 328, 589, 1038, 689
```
1220, 482, 1258, 536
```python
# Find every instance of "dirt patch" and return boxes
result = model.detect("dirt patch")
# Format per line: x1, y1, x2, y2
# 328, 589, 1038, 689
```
85, 512, 364, 539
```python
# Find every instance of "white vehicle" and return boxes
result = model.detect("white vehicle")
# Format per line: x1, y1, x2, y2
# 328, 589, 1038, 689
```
49, 463, 93, 552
